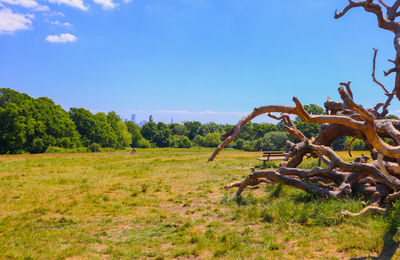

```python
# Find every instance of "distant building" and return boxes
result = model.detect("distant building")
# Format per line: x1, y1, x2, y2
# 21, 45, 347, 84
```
138, 120, 147, 127
131, 114, 136, 124
171, 117, 173, 124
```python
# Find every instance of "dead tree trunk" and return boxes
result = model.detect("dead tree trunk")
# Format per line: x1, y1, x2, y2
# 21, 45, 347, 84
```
208, 1, 400, 216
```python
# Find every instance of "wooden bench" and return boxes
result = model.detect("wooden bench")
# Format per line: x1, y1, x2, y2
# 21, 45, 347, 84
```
257, 151, 289, 166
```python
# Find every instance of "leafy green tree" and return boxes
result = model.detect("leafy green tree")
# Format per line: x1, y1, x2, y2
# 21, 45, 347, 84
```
107, 111, 132, 148
93, 113, 118, 147
203, 132, 221, 147
253, 123, 278, 139
183, 121, 202, 140
141, 121, 172, 147
153, 122, 172, 147
69, 108, 117, 148
345, 137, 367, 151
198, 122, 223, 136
171, 135, 193, 148
238, 122, 255, 140
138, 138, 151, 148
178, 135, 193, 148
0, 88, 80, 154
125, 121, 147, 147
169, 123, 189, 136
260, 131, 288, 151
385, 115, 400, 119
141, 122, 157, 144
193, 135, 205, 146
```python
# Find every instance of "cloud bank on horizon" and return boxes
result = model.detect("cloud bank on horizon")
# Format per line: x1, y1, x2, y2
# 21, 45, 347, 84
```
0, 0, 122, 41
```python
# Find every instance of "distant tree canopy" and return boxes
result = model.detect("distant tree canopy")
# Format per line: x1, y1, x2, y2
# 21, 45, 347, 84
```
0, 88, 80, 154
0, 88, 355, 154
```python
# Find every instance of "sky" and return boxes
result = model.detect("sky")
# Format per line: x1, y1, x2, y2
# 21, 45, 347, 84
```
1, 0, 400, 124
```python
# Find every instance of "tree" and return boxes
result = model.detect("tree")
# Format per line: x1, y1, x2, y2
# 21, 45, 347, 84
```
253, 123, 278, 140
141, 121, 157, 145
183, 121, 202, 140
260, 131, 288, 151
169, 123, 189, 136
208, 1, 400, 216
203, 132, 221, 147
385, 114, 400, 119
141, 121, 172, 147
125, 121, 147, 147
107, 111, 132, 148
153, 122, 172, 147
197, 122, 223, 136
193, 135, 205, 146
0, 88, 80, 154
69, 108, 117, 148
171, 135, 193, 148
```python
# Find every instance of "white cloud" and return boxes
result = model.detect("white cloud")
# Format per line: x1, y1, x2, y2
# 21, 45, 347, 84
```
154, 110, 191, 114
93, 0, 117, 10
45, 33, 77, 43
0, 0, 49, 11
50, 20, 72, 28
123, 0, 131, 3
0, 8, 32, 34
48, 0, 87, 11
153, 110, 247, 116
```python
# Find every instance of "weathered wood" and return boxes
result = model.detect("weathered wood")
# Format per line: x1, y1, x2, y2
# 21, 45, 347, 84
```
208, 1, 400, 216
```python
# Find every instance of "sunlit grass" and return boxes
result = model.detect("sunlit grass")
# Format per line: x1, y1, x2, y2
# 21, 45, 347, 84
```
0, 148, 399, 259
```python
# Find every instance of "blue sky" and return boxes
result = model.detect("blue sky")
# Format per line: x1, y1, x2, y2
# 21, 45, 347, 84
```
0, 0, 399, 124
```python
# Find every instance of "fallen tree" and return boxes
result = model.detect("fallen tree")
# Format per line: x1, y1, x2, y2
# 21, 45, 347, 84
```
208, 0, 400, 216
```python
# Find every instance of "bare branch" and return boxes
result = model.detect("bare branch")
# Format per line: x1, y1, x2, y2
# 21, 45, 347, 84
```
342, 204, 387, 216
334, 0, 396, 32
267, 113, 307, 142
381, 121, 400, 144
384, 67, 399, 76
372, 48, 390, 94
346, 136, 357, 157
211, 88, 400, 163
378, 0, 389, 9
340, 81, 353, 99
338, 86, 375, 123
387, 190, 400, 204
377, 152, 395, 183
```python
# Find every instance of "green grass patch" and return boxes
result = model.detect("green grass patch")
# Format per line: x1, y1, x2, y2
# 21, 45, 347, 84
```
0, 149, 398, 258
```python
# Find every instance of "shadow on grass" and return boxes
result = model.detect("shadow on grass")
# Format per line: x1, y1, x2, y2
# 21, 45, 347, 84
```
351, 204, 400, 260
350, 231, 399, 260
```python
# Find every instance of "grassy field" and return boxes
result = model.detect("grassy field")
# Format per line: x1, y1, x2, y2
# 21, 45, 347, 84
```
1, 148, 400, 259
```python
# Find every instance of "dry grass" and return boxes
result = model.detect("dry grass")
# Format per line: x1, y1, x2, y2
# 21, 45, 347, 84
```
0, 148, 399, 259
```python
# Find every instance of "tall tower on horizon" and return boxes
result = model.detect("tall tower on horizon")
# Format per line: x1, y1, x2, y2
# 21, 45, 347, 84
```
131, 114, 136, 123
171, 117, 173, 124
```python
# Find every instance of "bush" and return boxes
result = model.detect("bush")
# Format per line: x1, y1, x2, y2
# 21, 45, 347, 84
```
45, 146, 64, 153
345, 137, 367, 151
203, 132, 221, 147
28, 138, 46, 154
138, 138, 151, 148
260, 131, 288, 151
193, 135, 205, 146
88, 143, 101, 153
100, 148, 115, 152
178, 136, 193, 148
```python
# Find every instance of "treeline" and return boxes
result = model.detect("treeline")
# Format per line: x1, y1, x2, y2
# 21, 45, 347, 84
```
1, 88, 385, 154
